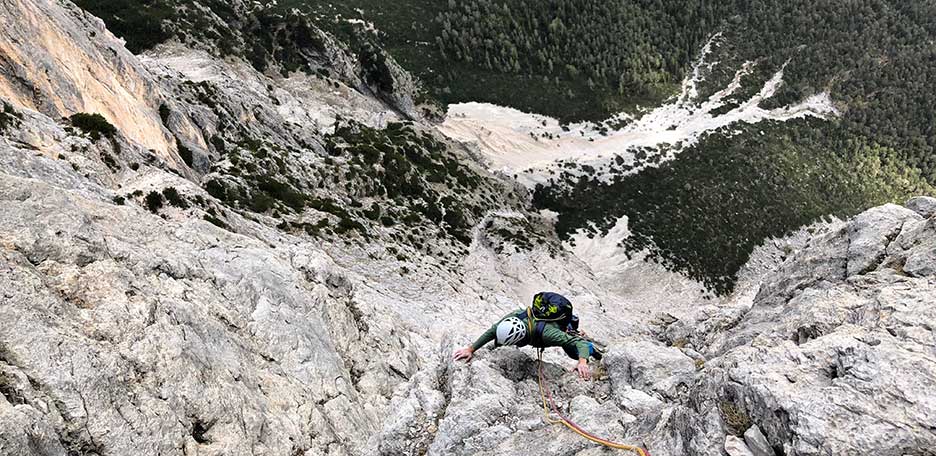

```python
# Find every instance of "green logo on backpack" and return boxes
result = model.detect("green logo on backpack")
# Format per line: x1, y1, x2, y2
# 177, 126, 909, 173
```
531, 292, 572, 322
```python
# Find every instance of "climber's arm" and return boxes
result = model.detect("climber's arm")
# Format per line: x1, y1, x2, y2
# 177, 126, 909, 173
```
453, 324, 495, 362
470, 325, 497, 351
543, 326, 591, 359
542, 326, 592, 379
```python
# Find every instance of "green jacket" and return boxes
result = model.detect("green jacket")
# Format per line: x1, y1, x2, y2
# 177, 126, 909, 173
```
471, 309, 591, 359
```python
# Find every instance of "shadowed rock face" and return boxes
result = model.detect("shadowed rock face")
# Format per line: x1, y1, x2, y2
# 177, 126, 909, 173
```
906, 196, 936, 219
0, 1, 935, 456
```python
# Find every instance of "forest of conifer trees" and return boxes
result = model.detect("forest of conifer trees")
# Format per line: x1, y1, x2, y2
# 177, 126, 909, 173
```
71, 0, 936, 292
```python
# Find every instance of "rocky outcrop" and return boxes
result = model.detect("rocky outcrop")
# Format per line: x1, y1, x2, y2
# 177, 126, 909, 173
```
0, 0, 172, 155
0, 171, 412, 455
1, 1, 935, 456
743, 426, 772, 456
905, 196, 936, 219
656, 201, 936, 456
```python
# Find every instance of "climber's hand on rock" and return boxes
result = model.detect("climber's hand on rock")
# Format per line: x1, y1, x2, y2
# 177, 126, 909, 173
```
573, 359, 591, 380
453, 347, 474, 362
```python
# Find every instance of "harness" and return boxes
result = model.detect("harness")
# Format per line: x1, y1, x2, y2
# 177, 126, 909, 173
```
521, 306, 577, 348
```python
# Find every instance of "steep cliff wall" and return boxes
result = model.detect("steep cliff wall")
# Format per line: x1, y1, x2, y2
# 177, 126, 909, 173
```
0, 0, 171, 155
0, 1, 934, 456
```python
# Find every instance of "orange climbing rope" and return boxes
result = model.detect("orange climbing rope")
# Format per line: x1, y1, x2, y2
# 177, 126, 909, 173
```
536, 350, 651, 456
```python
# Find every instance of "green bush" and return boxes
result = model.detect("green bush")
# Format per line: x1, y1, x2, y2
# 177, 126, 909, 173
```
359, 44, 395, 93
204, 179, 228, 202
162, 187, 189, 209
69, 113, 117, 141
100, 152, 119, 171
203, 214, 230, 230
362, 203, 382, 221
334, 217, 366, 234
144, 191, 164, 213
256, 177, 306, 211
249, 192, 276, 213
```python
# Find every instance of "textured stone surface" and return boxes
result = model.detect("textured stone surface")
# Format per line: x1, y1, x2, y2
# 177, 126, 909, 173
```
744, 425, 773, 456
906, 196, 936, 218
614, 387, 664, 416
725, 436, 755, 456
606, 342, 696, 400
1, 1, 935, 456
0, 0, 172, 154
846, 204, 921, 277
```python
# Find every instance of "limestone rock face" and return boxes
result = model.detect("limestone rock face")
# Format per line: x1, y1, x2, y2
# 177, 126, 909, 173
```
846, 204, 921, 276
0, 174, 405, 456
671, 207, 936, 456
743, 426, 773, 456
0, 0, 172, 154
605, 342, 695, 400
1, 1, 936, 456
906, 196, 936, 218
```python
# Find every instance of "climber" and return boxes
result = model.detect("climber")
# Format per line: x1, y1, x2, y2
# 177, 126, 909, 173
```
453, 292, 602, 380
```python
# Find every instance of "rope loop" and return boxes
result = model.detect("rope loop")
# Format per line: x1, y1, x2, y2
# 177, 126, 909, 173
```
536, 351, 651, 456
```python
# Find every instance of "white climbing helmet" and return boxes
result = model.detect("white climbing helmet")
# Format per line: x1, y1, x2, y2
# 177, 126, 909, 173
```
495, 317, 527, 346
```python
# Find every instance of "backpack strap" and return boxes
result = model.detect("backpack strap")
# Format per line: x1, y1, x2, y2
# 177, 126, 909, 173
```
532, 321, 547, 347
526, 307, 548, 347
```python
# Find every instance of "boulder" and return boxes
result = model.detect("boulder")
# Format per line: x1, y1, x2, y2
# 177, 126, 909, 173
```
605, 341, 696, 400
904, 249, 936, 277
615, 387, 664, 415
905, 196, 936, 218
725, 436, 755, 456
846, 204, 921, 277
744, 425, 773, 456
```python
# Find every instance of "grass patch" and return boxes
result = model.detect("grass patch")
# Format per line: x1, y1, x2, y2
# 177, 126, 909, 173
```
719, 401, 752, 436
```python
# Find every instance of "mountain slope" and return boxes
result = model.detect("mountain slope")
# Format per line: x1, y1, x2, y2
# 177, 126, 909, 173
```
1, 1, 935, 456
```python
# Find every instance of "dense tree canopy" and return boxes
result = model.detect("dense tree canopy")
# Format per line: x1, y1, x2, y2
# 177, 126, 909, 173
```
435, 0, 719, 101
72, 0, 936, 293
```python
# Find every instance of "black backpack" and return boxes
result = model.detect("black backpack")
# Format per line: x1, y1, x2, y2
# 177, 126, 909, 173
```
531, 292, 573, 322
523, 292, 574, 347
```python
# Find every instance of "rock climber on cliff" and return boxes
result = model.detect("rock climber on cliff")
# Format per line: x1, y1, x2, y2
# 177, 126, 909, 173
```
453, 292, 602, 380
